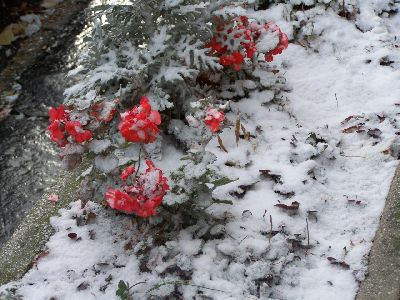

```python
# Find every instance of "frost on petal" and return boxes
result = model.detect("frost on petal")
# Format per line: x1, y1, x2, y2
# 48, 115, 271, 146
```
204, 108, 225, 133
118, 96, 161, 144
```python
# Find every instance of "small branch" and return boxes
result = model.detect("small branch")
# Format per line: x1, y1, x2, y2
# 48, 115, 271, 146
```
217, 135, 228, 153
238, 235, 248, 245
269, 215, 273, 243
134, 146, 142, 179
129, 281, 146, 290
306, 217, 310, 255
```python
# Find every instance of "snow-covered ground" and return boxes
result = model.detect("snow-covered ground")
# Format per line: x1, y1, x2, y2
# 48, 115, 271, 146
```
2, 1, 400, 299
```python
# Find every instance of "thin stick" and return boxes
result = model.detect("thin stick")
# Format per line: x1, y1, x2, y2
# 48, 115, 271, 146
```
239, 235, 248, 245
306, 217, 310, 254
269, 215, 273, 243
134, 146, 142, 179
129, 281, 146, 290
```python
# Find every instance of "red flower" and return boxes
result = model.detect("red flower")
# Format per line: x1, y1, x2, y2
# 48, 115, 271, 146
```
105, 188, 140, 214
264, 24, 288, 62
120, 165, 135, 181
134, 160, 169, 217
49, 105, 68, 122
48, 105, 69, 146
206, 15, 288, 69
48, 120, 68, 146
105, 160, 169, 218
65, 121, 92, 143
204, 108, 225, 133
205, 37, 227, 55
48, 105, 92, 146
118, 96, 161, 144
219, 52, 244, 70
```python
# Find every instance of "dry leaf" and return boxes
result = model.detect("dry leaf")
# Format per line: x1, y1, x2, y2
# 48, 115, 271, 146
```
274, 201, 300, 211
235, 113, 240, 146
0, 23, 26, 46
327, 257, 350, 269
342, 125, 364, 133
241, 124, 250, 141
217, 135, 228, 153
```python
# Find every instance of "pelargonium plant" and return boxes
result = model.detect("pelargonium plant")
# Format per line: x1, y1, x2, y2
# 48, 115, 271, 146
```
47, 3, 288, 219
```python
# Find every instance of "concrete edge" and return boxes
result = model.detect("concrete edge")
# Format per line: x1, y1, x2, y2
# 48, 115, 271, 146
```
0, 160, 89, 286
356, 164, 400, 300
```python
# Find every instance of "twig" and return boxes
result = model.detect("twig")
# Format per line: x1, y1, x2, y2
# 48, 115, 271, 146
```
306, 217, 310, 255
341, 154, 366, 158
269, 215, 273, 243
217, 135, 228, 153
239, 235, 248, 245
134, 146, 142, 179
129, 281, 146, 290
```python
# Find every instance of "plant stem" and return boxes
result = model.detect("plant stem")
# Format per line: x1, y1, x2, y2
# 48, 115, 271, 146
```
134, 145, 142, 179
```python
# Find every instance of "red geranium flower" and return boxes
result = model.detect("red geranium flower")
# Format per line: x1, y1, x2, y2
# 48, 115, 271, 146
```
105, 160, 169, 218
48, 120, 68, 147
120, 165, 135, 181
134, 160, 170, 217
264, 23, 288, 62
105, 188, 140, 214
220, 51, 244, 70
205, 37, 227, 55
206, 15, 288, 69
48, 105, 69, 146
118, 97, 161, 144
48, 105, 92, 146
65, 121, 92, 143
49, 105, 68, 122
204, 108, 225, 133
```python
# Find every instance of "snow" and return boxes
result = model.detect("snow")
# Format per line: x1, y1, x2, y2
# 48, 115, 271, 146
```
2, 1, 400, 299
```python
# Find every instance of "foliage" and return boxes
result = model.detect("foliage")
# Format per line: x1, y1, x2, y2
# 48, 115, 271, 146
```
47, 1, 288, 221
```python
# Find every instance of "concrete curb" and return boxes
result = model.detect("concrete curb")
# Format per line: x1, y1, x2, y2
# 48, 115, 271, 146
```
0, 161, 88, 285
356, 165, 400, 300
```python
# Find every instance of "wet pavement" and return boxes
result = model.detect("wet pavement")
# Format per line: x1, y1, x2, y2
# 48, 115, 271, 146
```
0, 0, 89, 245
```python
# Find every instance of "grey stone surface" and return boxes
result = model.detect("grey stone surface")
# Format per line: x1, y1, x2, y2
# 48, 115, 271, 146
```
356, 165, 400, 300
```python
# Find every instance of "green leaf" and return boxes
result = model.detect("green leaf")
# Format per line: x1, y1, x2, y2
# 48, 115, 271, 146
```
116, 280, 129, 300
211, 177, 237, 187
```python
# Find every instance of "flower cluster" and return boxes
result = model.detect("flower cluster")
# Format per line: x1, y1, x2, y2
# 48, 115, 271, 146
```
48, 105, 92, 147
104, 96, 168, 217
105, 161, 169, 217
118, 97, 162, 144
206, 16, 288, 70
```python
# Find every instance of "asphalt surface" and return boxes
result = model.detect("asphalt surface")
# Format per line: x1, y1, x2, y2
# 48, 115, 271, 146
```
0, 0, 89, 245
